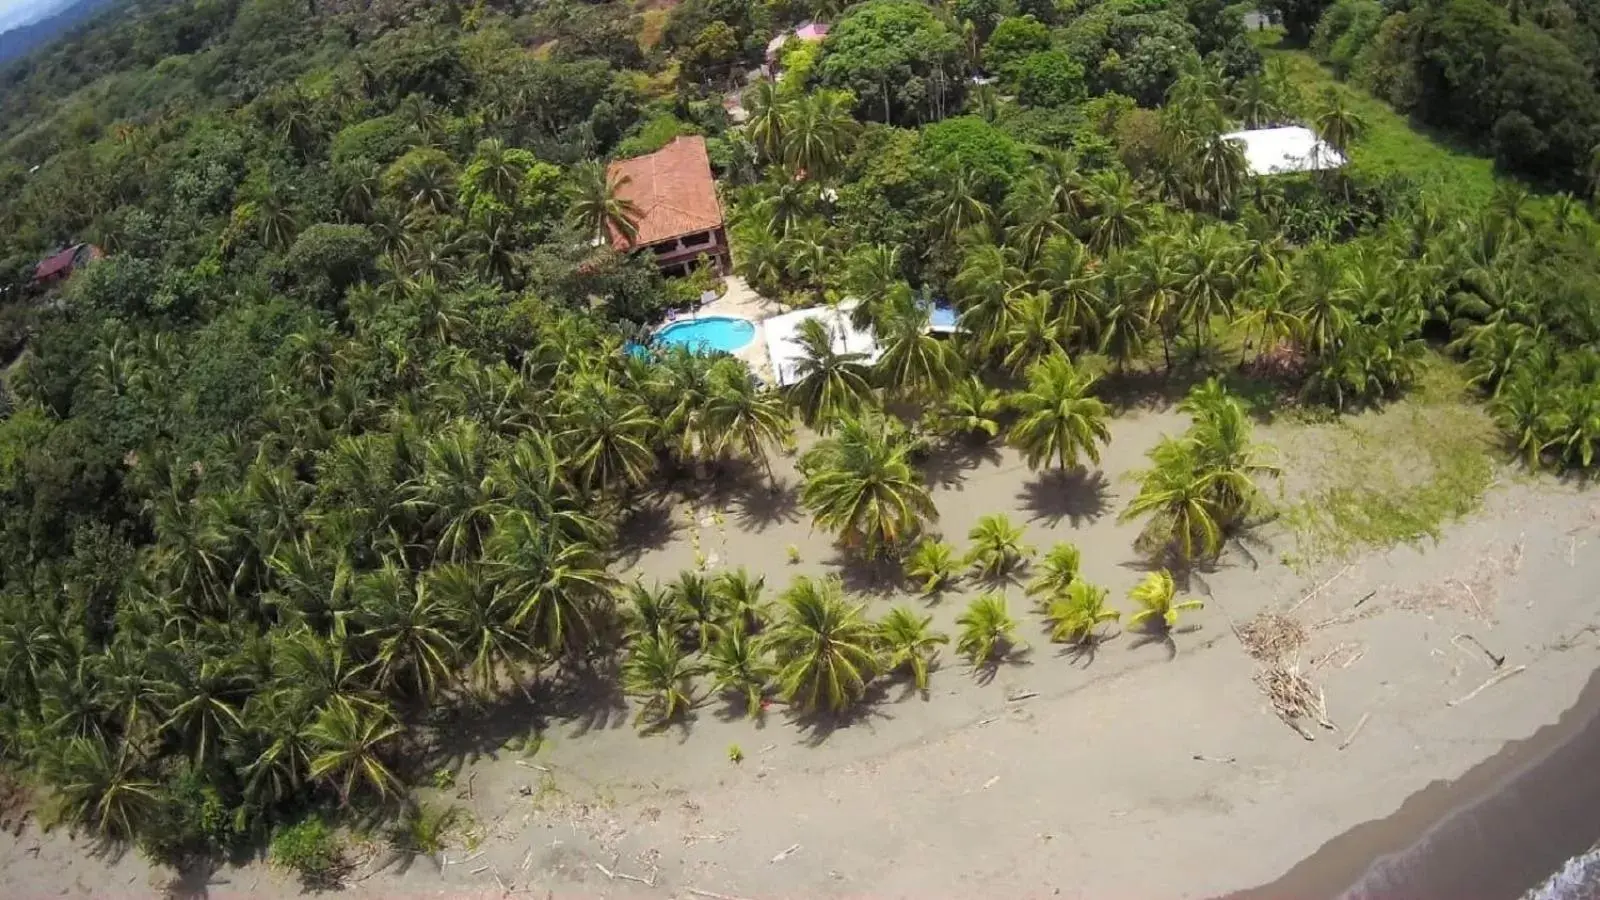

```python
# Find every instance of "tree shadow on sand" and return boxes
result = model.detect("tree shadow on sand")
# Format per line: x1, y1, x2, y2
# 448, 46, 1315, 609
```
823, 551, 906, 597
1016, 468, 1111, 527
918, 442, 1004, 490
1128, 624, 1202, 661
785, 683, 895, 747
970, 645, 1032, 686
1054, 630, 1120, 668
614, 500, 680, 567
731, 477, 803, 533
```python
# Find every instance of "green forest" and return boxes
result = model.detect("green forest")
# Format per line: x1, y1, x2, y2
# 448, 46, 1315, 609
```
0, 0, 1597, 874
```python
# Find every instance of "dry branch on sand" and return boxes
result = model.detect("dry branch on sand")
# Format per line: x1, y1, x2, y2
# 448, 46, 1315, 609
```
1255, 655, 1335, 740
1238, 612, 1308, 661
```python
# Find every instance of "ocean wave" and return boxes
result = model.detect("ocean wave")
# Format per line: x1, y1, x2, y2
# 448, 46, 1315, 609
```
1525, 847, 1600, 900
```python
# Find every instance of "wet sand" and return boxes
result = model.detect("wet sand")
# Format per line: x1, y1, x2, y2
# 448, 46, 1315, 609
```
1227, 661, 1600, 900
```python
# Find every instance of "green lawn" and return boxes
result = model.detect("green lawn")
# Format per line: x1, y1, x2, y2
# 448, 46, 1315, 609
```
1253, 36, 1508, 210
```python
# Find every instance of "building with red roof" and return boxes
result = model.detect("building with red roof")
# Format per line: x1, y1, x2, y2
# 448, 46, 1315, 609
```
31, 243, 102, 289
607, 136, 729, 277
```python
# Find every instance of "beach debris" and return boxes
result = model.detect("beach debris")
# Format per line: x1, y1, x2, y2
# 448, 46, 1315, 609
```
470, 865, 490, 875
1289, 564, 1352, 613
514, 760, 550, 772
689, 889, 757, 900
593, 859, 657, 887
1238, 612, 1307, 661
1452, 633, 1506, 668
982, 775, 1001, 790
1005, 690, 1039, 702
770, 843, 802, 863
1255, 655, 1335, 740
1338, 712, 1371, 751
1448, 665, 1527, 707
1352, 590, 1377, 609
1310, 641, 1362, 672
1191, 754, 1237, 764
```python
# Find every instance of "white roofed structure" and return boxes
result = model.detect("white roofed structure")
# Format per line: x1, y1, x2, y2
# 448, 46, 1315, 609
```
763, 300, 880, 387
1221, 126, 1346, 176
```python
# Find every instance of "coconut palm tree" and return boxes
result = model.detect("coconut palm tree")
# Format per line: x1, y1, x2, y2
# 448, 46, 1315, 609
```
620, 580, 683, 645
745, 79, 787, 164
1121, 439, 1225, 563
800, 416, 938, 558
622, 631, 700, 728
1192, 134, 1249, 214
711, 568, 771, 635
933, 164, 993, 242
964, 513, 1034, 579
1235, 256, 1304, 360
47, 735, 160, 840
955, 592, 1022, 667
1097, 285, 1152, 372
434, 563, 534, 697
704, 361, 793, 479
356, 565, 457, 703
761, 576, 880, 714
704, 628, 774, 718
156, 652, 249, 767
484, 510, 614, 658
1311, 88, 1366, 163
1126, 570, 1203, 633
874, 294, 958, 401
558, 376, 659, 493
877, 606, 948, 692
785, 317, 875, 432
1002, 292, 1072, 375
953, 244, 1027, 353
1026, 542, 1082, 608
668, 571, 724, 652
1086, 170, 1145, 255
305, 696, 405, 805
1031, 235, 1103, 346
1180, 379, 1278, 525
1008, 356, 1112, 471
1491, 373, 1558, 470
932, 376, 1005, 442
565, 160, 640, 246
1044, 581, 1119, 646
782, 90, 858, 180
903, 540, 961, 596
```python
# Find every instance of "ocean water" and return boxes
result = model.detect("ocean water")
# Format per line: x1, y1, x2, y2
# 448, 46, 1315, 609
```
1526, 848, 1600, 900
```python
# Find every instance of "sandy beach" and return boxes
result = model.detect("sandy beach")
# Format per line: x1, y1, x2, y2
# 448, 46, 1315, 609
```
4, 402, 1599, 900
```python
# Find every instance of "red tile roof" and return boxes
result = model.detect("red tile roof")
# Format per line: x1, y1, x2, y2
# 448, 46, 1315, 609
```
33, 244, 82, 282
607, 136, 724, 250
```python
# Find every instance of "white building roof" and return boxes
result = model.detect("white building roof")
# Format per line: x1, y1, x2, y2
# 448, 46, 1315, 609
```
1220, 125, 1346, 176
763, 300, 880, 388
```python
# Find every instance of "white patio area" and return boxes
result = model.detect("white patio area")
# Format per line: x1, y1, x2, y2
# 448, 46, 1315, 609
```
763, 299, 880, 387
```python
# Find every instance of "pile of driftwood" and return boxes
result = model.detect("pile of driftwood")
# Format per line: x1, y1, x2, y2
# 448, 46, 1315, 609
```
1254, 655, 1335, 741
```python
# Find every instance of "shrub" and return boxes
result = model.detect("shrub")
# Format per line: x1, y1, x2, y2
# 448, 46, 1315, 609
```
270, 817, 345, 888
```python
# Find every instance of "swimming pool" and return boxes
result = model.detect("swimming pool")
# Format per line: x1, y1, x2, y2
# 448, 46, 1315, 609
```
654, 316, 756, 354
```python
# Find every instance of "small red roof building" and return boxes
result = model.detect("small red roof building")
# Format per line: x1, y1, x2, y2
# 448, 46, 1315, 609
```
606, 136, 729, 277
32, 243, 102, 287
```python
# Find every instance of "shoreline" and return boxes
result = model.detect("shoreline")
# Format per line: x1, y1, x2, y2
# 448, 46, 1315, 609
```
1226, 646, 1600, 900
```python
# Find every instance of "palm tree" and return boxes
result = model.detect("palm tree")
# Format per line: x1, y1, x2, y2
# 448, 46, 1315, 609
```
1008, 356, 1112, 471
484, 510, 614, 658
622, 631, 700, 728
932, 376, 1005, 442
1031, 236, 1103, 345
877, 606, 948, 692
932, 165, 993, 242
1121, 439, 1225, 563
782, 90, 858, 180
785, 317, 875, 432
565, 160, 640, 246
1180, 379, 1278, 524
355, 565, 456, 703
463, 138, 527, 205
745, 79, 787, 164
1086, 170, 1145, 255
558, 376, 658, 493
703, 360, 793, 479
903, 540, 961, 596
1126, 570, 1203, 633
711, 568, 771, 635
305, 697, 405, 805
1044, 581, 1119, 646
1491, 374, 1557, 470
621, 580, 684, 645
964, 513, 1034, 579
800, 416, 938, 558
874, 296, 958, 401
1235, 256, 1304, 360
761, 576, 880, 714
1097, 285, 1151, 372
704, 628, 774, 718
668, 571, 724, 652
1311, 88, 1366, 163
1002, 292, 1072, 375
1026, 542, 1081, 608
157, 653, 248, 767
48, 735, 160, 840
953, 244, 1026, 353
434, 563, 534, 697
955, 592, 1022, 667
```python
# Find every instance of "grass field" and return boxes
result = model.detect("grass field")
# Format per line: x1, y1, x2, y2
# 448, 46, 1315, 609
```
1252, 34, 1510, 210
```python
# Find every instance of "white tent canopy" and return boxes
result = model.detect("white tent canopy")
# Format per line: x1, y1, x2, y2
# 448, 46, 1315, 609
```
764, 300, 880, 387
1221, 126, 1346, 176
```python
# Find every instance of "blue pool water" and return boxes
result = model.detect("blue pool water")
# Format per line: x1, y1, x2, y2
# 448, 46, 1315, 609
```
654, 316, 756, 353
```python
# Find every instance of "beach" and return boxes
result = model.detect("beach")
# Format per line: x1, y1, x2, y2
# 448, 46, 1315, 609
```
3, 403, 1599, 899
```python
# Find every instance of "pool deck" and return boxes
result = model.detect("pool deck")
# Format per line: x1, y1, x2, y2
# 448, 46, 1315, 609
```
696, 276, 783, 382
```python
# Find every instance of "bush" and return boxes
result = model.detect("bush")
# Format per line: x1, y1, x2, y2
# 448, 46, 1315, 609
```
1015, 50, 1087, 108
270, 817, 345, 888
